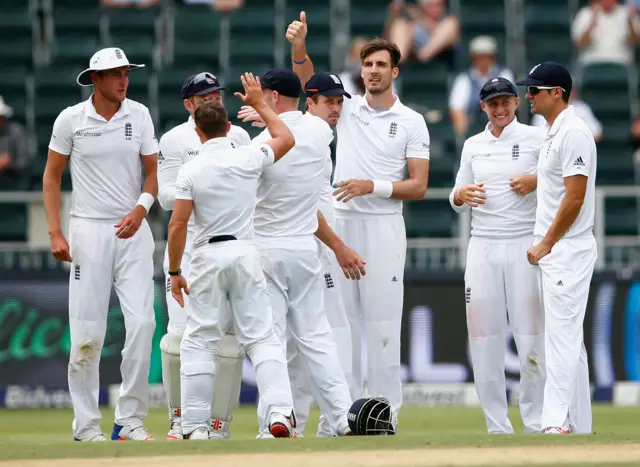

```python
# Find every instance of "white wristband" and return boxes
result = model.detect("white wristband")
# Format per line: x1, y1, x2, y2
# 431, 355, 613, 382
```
137, 192, 155, 213
372, 180, 393, 198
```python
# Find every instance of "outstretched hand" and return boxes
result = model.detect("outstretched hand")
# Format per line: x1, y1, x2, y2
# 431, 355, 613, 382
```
234, 73, 264, 109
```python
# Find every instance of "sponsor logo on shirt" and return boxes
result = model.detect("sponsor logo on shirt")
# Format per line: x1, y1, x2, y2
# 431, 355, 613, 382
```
470, 153, 490, 161
124, 122, 132, 140
74, 130, 102, 138
186, 148, 199, 157
573, 156, 586, 168
158, 151, 165, 165
350, 112, 370, 126
389, 121, 398, 138
260, 146, 270, 158
324, 273, 334, 289
465, 286, 471, 303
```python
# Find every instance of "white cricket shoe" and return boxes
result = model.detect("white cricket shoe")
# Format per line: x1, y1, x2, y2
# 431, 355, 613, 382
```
74, 433, 106, 441
543, 426, 571, 435
111, 424, 154, 440
186, 427, 210, 440
166, 420, 183, 440
268, 413, 294, 438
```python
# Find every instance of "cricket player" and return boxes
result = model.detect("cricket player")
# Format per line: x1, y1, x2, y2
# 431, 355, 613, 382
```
167, 74, 297, 440
518, 62, 597, 435
450, 77, 546, 434
238, 71, 364, 437
157, 72, 250, 440
251, 68, 355, 438
43, 47, 157, 441
286, 13, 431, 415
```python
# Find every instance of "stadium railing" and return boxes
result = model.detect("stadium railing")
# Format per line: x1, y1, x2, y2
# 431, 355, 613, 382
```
0, 186, 638, 274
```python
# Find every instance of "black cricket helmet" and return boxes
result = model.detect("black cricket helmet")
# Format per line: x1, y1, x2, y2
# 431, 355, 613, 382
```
347, 396, 397, 435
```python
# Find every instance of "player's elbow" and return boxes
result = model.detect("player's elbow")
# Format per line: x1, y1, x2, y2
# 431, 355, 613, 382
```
168, 217, 188, 233
410, 179, 428, 200
566, 193, 585, 211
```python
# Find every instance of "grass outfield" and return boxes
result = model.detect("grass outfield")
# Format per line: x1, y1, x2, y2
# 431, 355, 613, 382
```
0, 405, 639, 466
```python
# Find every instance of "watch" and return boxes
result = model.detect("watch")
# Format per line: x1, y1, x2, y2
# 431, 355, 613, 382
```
168, 269, 182, 276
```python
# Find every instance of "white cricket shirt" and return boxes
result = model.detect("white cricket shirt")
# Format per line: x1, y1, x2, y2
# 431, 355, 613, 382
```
318, 154, 335, 225
252, 111, 334, 237
449, 119, 546, 239
174, 137, 275, 248
334, 94, 430, 217
158, 116, 250, 234
48, 96, 158, 219
535, 106, 597, 239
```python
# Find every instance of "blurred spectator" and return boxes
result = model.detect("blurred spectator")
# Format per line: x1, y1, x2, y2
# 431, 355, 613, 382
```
572, 0, 639, 66
100, 0, 160, 7
448, 36, 514, 137
0, 96, 31, 186
531, 87, 602, 143
182, 0, 244, 12
338, 37, 400, 97
385, 0, 459, 65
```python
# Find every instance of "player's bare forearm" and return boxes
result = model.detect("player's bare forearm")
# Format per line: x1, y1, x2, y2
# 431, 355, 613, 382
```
390, 177, 429, 200
292, 44, 314, 88
167, 221, 187, 272
315, 210, 345, 252
141, 154, 159, 199
542, 195, 583, 248
43, 150, 68, 234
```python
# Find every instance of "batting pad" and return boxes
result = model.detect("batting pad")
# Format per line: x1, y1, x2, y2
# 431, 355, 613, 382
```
211, 334, 245, 423
160, 332, 183, 416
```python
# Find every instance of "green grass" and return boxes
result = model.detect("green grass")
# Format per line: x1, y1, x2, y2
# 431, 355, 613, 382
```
0, 405, 638, 461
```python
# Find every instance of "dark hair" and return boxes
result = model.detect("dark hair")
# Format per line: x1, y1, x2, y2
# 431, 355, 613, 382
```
360, 38, 401, 68
193, 100, 228, 139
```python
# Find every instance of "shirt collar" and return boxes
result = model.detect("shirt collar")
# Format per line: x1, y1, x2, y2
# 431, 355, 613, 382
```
485, 116, 519, 141
200, 136, 235, 152
188, 115, 195, 127
84, 94, 131, 122
359, 94, 402, 115
278, 110, 303, 122
547, 105, 574, 136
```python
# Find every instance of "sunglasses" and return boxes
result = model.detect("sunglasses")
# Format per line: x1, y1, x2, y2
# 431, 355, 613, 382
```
528, 85, 565, 95
189, 72, 217, 86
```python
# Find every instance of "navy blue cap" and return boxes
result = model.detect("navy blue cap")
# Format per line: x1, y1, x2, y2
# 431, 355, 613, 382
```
479, 77, 517, 103
516, 62, 572, 94
304, 72, 352, 99
260, 68, 302, 98
181, 72, 227, 100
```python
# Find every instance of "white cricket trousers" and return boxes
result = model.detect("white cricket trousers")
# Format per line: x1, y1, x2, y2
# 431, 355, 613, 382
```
180, 240, 293, 435
536, 235, 597, 434
256, 236, 353, 436
67, 216, 155, 440
465, 236, 546, 434
163, 233, 193, 334
287, 239, 355, 436
333, 213, 406, 415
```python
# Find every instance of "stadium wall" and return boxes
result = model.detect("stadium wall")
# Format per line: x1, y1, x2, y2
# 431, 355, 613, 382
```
1, 272, 639, 408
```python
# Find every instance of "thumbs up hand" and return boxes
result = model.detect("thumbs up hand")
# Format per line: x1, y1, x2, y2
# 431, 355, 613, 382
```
286, 11, 308, 45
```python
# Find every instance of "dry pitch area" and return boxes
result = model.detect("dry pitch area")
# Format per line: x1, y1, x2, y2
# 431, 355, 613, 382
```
1, 406, 639, 467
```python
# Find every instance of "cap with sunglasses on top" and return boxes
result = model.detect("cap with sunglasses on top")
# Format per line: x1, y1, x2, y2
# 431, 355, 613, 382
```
516, 62, 572, 95
479, 77, 517, 103
304, 72, 352, 99
181, 72, 228, 100
260, 68, 302, 98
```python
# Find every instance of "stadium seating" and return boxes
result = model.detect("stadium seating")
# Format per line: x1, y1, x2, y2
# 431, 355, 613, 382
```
524, 0, 572, 67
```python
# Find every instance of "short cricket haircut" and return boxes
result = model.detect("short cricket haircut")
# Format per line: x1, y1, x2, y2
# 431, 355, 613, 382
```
360, 38, 402, 68
193, 100, 228, 139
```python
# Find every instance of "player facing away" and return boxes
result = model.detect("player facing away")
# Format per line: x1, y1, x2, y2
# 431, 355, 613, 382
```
168, 74, 297, 440
251, 68, 355, 438
43, 47, 158, 441
157, 72, 250, 440
518, 63, 597, 435
287, 12, 431, 415
238, 71, 366, 437
450, 77, 546, 434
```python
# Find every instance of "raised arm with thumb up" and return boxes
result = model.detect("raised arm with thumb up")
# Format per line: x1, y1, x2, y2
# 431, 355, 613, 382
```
286, 11, 308, 46
286, 11, 314, 87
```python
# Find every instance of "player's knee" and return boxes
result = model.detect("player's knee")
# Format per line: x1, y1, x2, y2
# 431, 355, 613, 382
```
245, 332, 285, 367
68, 339, 102, 372
128, 314, 156, 337
160, 332, 183, 356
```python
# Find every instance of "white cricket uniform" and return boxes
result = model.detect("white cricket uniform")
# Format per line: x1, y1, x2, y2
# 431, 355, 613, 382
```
174, 137, 293, 435
450, 119, 546, 434
333, 94, 430, 414
534, 106, 597, 434
252, 111, 353, 437
48, 96, 158, 440
158, 117, 250, 334
286, 153, 356, 437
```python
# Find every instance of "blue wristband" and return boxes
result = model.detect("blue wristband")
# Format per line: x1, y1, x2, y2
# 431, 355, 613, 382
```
293, 56, 308, 65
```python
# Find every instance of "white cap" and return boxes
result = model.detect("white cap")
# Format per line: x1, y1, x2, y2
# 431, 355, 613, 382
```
0, 96, 14, 118
469, 36, 497, 56
76, 47, 144, 87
